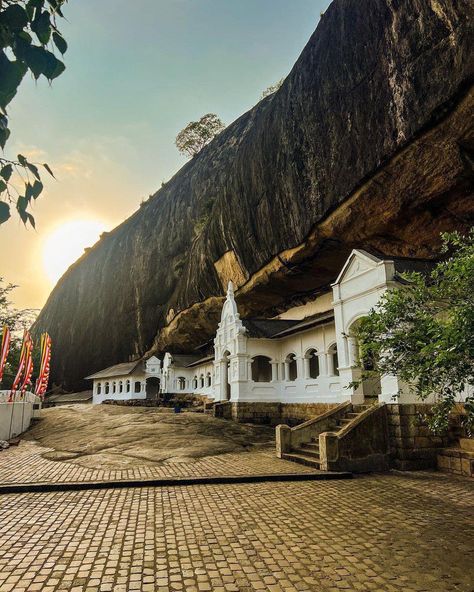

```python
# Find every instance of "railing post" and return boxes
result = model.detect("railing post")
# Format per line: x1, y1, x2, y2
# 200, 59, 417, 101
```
275, 424, 291, 458
319, 432, 339, 471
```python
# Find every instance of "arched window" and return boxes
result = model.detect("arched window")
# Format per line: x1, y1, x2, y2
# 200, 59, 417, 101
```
126, 379, 130, 393
177, 377, 186, 391
200, 374, 204, 388
97, 382, 102, 394
286, 354, 298, 381
251, 356, 272, 382
193, 376, 198, 389
206, 372, 212, 387
329, 344, 339, 376
112, 381, 117, 394
306, 348, 320, 379
134, 381, 141, 393
119, 380, 123, 393
105, 382, 109, 394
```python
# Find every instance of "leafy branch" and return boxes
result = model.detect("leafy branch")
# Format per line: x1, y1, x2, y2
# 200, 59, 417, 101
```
352, 229, 474, 435
0, 0, 68, 227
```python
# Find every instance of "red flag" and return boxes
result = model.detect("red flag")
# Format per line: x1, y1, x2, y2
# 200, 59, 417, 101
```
35, 333, 52, 398
9, 330, 29, 401
0, 326, 11, 384
19, 335, 34, 396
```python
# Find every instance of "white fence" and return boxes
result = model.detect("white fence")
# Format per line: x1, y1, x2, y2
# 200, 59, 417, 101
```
0, 391, 41, 441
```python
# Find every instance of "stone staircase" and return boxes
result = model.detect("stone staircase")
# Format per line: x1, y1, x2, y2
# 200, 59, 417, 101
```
281, 403, 376, 470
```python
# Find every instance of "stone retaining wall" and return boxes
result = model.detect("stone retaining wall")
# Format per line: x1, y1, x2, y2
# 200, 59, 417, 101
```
386, 404, 462, 471
216, 402, 338, 427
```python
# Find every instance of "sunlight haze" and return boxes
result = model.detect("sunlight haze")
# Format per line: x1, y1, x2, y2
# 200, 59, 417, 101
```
1, 0, 329, 310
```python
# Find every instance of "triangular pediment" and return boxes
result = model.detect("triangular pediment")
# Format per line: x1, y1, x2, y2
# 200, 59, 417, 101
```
333, 249, 382, 285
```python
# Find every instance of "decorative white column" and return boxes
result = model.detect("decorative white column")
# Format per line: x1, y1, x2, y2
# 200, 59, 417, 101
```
318, 353, 326, 376
284, 362, 290, 382
271, 362, 279, 382
296, 356, 304, 380
303, 357, 311, 379
347, 336, 359, 366
326, 353, 334, 376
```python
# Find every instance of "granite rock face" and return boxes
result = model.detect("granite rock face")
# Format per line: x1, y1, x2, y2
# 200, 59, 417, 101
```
34, 0, 474, 388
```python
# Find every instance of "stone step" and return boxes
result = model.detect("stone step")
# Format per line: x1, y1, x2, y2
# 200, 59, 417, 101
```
346, 412, 361, 419
297, 446, 320, 459
303, 442, 320, 451
353, 404, 372, 413
281, 452, 321, 469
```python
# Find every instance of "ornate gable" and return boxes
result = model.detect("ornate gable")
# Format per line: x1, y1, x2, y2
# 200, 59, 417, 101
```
334, 249, 382, 285
214, 282, 247, 358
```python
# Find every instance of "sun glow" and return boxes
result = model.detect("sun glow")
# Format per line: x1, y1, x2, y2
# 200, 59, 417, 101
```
43, 219, 108, 285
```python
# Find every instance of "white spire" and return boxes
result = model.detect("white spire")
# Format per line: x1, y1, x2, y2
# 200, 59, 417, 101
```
227, 281, 235, 299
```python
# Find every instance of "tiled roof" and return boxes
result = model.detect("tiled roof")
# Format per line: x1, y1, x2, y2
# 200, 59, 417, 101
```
85, 361, 143, 380
242, 318, 301, 338
169, 354, 204, 367
47, 390, 93, 403
185, 355, 215, 368
270, 311, 335, 338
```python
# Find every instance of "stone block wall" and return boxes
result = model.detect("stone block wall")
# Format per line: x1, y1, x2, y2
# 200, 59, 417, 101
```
329, 405, 391, 473
386, 404, 462, 471
438, 448, 474, 477
218, 402, 338, 427
280, 403, 338, 427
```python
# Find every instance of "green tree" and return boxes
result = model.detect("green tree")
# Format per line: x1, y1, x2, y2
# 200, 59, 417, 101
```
261, 78, 284, 99
0, 277, 38, 388
175, 113, 225, 158
0, 0, 68, 227
354, 230, 474, 435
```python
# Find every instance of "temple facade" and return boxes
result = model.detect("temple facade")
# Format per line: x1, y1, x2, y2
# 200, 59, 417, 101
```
159, 249, 435, 407
88, 356, 161, 405
88, 249, 448, 409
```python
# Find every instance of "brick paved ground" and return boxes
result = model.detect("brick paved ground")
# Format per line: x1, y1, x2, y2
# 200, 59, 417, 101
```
0, 441, 315, 485
0, 471, 472, 592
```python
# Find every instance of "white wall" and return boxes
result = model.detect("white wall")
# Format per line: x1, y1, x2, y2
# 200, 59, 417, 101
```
92, 373, 147, 404
0, 391, 40, 440
235, 324, 343, 404
161, 356, 215, 398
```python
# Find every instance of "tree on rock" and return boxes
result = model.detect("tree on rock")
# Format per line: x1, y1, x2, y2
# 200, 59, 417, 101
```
354, 229, 474, 435
175, 113, 225, 158
261, 78, 284, 99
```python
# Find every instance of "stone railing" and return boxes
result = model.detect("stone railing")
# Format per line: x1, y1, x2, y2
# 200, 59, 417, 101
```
319, 403, 390, 472
276, 401, 351, 457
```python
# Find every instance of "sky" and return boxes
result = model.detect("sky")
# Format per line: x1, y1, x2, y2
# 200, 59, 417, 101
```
1, 0, 330, 310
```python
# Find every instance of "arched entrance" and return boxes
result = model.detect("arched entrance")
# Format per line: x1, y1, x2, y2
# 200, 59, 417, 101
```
348, 318, 381, 402
146, 376, 161, 401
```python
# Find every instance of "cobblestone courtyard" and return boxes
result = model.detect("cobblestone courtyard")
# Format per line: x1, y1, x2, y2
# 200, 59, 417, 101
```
0, 471, 473, 592
0, 408, 473, 591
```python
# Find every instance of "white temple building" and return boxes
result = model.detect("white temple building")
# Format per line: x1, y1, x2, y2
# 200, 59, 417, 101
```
88, 356, 161, 405
88, 249, 438, 409
159, 249, 438, 406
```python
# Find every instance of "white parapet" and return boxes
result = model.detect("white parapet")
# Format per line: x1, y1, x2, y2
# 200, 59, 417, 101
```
0, 391, 41, 441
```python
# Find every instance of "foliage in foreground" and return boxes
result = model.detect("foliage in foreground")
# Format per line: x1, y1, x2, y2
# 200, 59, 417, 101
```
354, 230, 474, 435
175, 113, 225, 158
0, 277, 38, 388
0, 0, 68, 227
